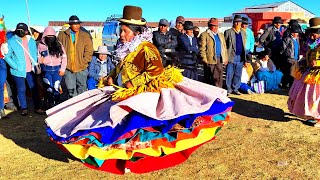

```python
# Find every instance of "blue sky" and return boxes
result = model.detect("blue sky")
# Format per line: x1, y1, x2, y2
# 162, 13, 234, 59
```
0, 0, 318, 30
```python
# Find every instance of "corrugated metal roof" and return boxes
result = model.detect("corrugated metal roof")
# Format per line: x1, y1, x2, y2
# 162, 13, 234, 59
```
247, 1, 286, 9
234, 0, 315, 16
235, 1, 287, 13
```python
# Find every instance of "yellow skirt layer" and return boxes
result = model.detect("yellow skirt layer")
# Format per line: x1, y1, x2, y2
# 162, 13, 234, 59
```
62, 126, 220, 160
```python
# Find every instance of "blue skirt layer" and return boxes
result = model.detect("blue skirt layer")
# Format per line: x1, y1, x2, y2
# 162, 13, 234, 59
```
47, 100, 234, 145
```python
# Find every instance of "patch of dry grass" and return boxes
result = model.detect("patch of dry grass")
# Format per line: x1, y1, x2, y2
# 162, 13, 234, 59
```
1, 90, 320, 179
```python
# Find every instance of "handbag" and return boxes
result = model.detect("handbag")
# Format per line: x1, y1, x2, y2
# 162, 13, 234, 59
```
251, 80, 265, 94
15, 39, 41, 75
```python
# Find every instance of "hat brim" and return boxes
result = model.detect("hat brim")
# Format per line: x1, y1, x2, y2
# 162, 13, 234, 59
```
233, 20, 243, 22
308, 25, 320, 29
119, 18, 146, 26
273, 20, 283, 24
97, 51, 111, 55
69, 21, 82, 25
184, 26, 194, 30
209, 23, 219, 26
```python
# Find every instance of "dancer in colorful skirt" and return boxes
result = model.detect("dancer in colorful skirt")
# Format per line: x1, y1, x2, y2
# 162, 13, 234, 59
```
288, 17, 320, 127
45, 5, 234, 174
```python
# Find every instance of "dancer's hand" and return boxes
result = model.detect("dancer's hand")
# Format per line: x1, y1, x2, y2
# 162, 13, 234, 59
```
58, 71, 65, 76
107, 76, 114, 85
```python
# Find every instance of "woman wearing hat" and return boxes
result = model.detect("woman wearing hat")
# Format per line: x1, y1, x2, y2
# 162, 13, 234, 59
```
87, 45, 114, 90
38, 26, 67, 108
288, 17, 320, 127
44, 5, 233, 174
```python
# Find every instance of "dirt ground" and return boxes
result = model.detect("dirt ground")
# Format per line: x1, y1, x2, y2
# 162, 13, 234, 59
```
1, 89, 320, 179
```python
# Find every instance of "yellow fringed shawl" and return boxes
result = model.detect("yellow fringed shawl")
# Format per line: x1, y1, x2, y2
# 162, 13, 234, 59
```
111, 41, 183, 101
304, 45, 320, 84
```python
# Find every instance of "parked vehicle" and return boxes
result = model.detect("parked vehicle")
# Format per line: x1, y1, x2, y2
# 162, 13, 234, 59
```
102, 15, 121, 51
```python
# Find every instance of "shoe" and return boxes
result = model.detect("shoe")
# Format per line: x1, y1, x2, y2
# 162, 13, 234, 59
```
247, 89, 254, 94
21, 109, 28, 116
34, 109, 46, 115
233, 91, 241, 95
306, 119, 318, 124
0, 109, 6, 119
227, 91, 232, 96
5, 104, 18, 112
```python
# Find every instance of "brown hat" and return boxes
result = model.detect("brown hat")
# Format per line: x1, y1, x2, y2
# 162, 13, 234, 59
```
176, 16, 185, 24
119, 5, 146, 25
208, 18, 219, 26
308, 17, 320, 29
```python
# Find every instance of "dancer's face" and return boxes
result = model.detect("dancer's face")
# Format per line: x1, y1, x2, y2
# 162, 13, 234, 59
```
120, 25, 135, 43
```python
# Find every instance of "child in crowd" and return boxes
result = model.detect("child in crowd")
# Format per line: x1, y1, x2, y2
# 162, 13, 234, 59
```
254, 50, 283, 92
38, 26, 67, 107
87, 46, 114, 90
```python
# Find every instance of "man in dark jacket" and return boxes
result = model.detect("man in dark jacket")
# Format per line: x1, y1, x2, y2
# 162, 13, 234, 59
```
153, 19, 178, 67
224, 15, 248, 95
169, 16, 185, 37
280, 25, 301, 88
258, 16, 284, 68
58, 15, 94, 98
177, 21, 199, 80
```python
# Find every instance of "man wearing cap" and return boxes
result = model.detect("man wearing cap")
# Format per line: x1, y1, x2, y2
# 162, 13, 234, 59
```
280, 24, 301, 88
241, 17, 255, 54
224, 15, 248, 95
58, 15, 94, 98
169, 16, 185, 37
153, 18, 178, 67
199, 18, 228, 88
177, 21, 199, 80
258, 16, 284, 68
4, 22, 45, 115
87, 45, 114, 90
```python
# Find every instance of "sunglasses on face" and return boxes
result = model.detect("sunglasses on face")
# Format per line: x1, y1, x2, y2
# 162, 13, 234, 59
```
159, 24, 167, 27
178, 22, 184, 25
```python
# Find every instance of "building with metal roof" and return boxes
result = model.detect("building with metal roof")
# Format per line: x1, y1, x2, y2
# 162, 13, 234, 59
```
235, 0, 315, 21
229, 0, 315, 36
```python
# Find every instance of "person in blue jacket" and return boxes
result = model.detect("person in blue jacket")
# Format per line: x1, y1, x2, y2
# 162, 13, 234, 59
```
4, 23, 45, 116
87, 45, 115, 90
